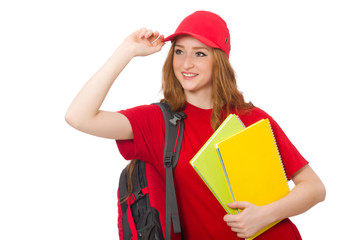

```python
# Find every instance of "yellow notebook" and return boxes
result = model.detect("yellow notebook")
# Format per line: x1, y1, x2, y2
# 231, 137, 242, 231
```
215, 118, 290, 240
190, 114, 245, 214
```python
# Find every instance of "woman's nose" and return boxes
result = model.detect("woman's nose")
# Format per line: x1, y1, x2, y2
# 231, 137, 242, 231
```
183, 54, 194, 69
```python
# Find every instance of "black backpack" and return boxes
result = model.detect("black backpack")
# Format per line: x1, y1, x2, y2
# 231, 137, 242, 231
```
117, 102, 186, 240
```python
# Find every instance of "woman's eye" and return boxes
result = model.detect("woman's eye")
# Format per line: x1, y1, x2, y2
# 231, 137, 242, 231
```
175, 49, 183, 55
196, 52, 206, 57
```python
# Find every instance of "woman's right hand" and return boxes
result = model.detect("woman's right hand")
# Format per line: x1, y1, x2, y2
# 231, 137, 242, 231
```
122, 28, 165, 58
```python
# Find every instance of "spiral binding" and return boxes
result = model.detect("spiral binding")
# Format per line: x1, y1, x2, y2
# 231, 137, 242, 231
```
266, 118, 290, 191
234, 114, 246, 128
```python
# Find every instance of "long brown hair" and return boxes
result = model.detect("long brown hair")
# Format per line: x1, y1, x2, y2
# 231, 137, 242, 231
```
119, 160, 138, 204
161, 42, 186, 111
162, 41, 254, 130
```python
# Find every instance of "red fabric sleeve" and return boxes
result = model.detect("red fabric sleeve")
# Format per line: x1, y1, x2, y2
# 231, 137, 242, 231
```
268, 115, 309, 180
115, 104, 165, 164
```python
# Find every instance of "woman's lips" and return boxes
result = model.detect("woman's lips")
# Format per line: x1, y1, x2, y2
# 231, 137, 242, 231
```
182, 72, 198, 79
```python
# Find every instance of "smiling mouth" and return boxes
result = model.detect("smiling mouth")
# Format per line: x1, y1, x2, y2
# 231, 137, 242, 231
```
182, 72, 198, 78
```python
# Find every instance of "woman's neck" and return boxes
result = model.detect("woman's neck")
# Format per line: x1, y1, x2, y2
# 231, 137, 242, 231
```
185, 90, 213, 109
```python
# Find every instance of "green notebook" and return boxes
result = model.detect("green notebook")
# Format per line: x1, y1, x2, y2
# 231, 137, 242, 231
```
190, 114, 245, 214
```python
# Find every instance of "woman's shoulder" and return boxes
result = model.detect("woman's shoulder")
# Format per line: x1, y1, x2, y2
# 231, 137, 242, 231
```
119, 103, 162, 117
118, 104, 165, 130
235, 107, 272, 127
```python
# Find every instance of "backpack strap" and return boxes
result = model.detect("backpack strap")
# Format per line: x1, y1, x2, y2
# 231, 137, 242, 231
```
153, 102, 186, 240
126, 187, 150, 240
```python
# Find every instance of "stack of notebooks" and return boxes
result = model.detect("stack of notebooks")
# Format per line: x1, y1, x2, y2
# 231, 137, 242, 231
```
190, 114, 290, 240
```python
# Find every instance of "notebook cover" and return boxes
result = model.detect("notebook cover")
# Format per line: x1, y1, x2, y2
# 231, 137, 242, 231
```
190, 114, 245, 214
215, 118, 290, 239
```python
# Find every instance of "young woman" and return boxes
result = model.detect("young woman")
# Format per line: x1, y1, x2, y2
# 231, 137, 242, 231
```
66, 11, 326, 239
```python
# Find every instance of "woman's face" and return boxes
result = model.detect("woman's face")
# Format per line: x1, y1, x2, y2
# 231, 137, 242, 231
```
173, 35, 214, 97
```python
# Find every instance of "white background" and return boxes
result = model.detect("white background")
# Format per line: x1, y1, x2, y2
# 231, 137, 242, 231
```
1, 0, 361, 239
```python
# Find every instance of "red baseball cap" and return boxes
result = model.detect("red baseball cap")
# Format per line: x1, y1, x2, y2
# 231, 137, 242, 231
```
163, 11, 231, 57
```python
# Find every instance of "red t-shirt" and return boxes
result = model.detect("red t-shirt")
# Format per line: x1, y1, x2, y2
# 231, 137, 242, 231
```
116, 103, 308, 239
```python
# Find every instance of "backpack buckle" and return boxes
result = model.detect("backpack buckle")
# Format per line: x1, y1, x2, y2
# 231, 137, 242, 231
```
131, 189, 145, 203
164, 152, 175, 168
169, 112, 186, 126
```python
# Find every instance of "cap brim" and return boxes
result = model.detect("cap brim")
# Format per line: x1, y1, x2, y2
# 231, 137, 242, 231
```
163, 31, 220, 49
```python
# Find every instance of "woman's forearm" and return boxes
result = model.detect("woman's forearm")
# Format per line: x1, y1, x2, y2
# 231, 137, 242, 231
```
65, 43, 134, 127
65, 29, 165, 138
264, 165, 326, 223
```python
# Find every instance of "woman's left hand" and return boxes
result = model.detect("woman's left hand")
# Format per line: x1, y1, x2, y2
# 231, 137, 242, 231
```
223, 201, 271, 239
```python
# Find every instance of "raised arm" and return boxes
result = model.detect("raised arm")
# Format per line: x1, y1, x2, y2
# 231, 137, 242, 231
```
65, 29, 165, 140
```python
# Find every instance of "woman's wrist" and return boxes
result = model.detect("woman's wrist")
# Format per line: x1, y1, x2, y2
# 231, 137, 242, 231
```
111, 43, 135, 63
262, 203, 280, 225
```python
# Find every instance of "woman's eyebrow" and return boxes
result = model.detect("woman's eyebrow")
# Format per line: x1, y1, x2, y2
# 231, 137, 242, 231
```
175, 45, 210, 51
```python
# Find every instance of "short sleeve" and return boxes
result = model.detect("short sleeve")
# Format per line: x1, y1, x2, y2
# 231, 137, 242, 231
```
268, 115, 309, 179
115, 105, 165, 163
